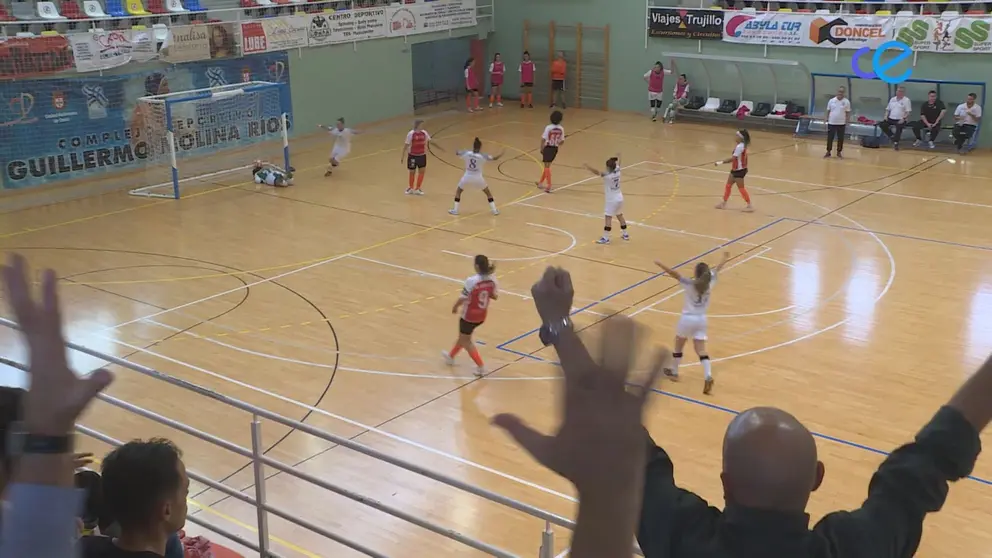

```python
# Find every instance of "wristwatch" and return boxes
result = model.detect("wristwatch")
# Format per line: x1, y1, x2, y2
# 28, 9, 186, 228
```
6, 422, 73, 457
539, 316, 573, 346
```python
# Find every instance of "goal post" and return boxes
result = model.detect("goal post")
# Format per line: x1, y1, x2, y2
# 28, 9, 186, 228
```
133, 81, 291, 199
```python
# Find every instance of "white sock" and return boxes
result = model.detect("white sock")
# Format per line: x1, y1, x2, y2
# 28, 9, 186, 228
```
488, 201, 497, 212
651, 107, 657, 116
672, 352, 683, 374
701, 356, 712, 380
452, 201, 460, 211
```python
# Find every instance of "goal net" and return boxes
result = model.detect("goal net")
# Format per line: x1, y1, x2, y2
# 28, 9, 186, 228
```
134, 81, 290, 199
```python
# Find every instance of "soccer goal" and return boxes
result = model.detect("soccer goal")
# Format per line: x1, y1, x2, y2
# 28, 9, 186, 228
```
133, 81, 291, 199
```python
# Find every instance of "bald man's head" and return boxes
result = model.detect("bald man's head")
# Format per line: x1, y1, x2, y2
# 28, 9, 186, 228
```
721, 407, 824, 512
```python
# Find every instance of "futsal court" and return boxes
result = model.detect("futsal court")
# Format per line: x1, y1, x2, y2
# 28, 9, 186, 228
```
1, 106, 991, 557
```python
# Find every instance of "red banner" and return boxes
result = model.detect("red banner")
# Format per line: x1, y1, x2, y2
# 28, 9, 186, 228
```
0, 36, 74, 79
240, 22, 268, 55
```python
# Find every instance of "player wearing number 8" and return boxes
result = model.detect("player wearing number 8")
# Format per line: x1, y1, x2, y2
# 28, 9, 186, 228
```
449, 137, 504, 216
443, 255, 499, 377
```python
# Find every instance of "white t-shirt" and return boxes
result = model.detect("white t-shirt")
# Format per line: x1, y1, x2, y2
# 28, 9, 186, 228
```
329, 127, 353, 150
603, 168, 622, 202
732, 142, 747, 170
542, 124, 565, 147
458, 150, 493, 174
955, 102, 982, 126
826, 97, 851, 125
680, 272, 717, 316
886, 96, 911, 120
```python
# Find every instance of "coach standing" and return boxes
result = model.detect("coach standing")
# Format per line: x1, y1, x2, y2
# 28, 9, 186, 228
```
880, 86, 912, 150
824, 86, 851, 159
911, 90, 946, 149
550, 51, 567, 109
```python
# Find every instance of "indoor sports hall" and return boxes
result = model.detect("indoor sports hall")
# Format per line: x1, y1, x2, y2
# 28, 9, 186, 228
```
1, 0, 991, 557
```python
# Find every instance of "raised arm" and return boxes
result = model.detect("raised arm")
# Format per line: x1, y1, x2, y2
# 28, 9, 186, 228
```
654, 260, 683, 282
713, 251, 731, 273
583, 163, 603, 177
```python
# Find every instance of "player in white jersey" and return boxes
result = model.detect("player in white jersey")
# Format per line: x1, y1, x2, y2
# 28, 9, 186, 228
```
537, 110, 564, 193
583, 154, 628, 244
449, 137, 503, 216
318, 118, 362, 177
251, 160, 293, 187
654, 251, 729, 395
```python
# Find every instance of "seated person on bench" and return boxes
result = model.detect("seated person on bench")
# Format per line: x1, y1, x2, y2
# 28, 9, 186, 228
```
953, 93, 983, 155
879, 86, 911, 150
911, 90, 945, 149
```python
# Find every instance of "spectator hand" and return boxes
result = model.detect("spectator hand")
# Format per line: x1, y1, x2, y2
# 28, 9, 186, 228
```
1, 254, 113, 435
493, 295, 668, 494
72, 452, 94, 469
529, 266, 574, 323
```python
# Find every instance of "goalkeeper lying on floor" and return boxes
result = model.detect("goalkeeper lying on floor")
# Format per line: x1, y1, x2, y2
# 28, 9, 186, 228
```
252, 160, 294, 187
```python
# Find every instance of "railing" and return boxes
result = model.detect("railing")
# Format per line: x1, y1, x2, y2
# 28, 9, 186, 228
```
0, 315, 585, 558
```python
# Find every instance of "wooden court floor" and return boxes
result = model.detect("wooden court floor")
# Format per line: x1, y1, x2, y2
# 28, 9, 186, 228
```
2, 107, 992, 557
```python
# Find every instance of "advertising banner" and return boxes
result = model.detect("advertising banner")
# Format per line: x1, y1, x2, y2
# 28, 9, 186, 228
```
70, 30, 156, 72
386, 0, 477, 37
723, 12, 891, 49
648, 8, 723, 40
0, 53, 292, 190
241, 15, 309, 54
894, 17, 992, 53
0, 36, 74, 78
162, 23, 237, 63
309, 7, 388, 46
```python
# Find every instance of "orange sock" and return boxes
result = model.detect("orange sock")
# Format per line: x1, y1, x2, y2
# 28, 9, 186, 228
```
449, 345, 462, 357
416, 171, 425, 190
467, 347, 484, 367
739, 185, 751, 204
723, 181, 733, 202
545, 168, 553, 188
496, 94, 502, 104
527, 92, 533, 105
408, 172, 415, 189
489, 94, 495, 104
539, 168, 549, 185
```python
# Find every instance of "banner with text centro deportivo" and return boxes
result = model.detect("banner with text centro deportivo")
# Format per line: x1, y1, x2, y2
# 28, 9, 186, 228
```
386, 0, 476, 36
723, 12, 891, 48
894, 17, 992, 53
0, 52, 292, 191
307, 7, 388, 46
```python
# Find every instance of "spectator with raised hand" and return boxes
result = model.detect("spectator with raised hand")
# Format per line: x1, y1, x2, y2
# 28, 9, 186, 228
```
0, 254, 114, 558
493, 266, 668, 558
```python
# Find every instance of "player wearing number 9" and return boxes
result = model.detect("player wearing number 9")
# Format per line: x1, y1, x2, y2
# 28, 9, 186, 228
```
442, 254, 499, 377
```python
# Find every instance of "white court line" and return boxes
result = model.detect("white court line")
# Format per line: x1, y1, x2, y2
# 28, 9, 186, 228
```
517, 203, 762, 246
628, 247, 771, 318
642, 161, 992, 210
443, 222, 577, 262
91, 332, 578, 502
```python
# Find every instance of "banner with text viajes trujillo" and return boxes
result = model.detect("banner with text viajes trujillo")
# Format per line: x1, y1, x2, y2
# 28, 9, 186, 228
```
648, 8, 723, 40
0, 53, 291, 190
893, 17, 992, 53
722, 12, 891, 49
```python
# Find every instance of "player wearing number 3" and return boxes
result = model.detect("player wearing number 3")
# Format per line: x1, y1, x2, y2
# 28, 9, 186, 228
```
443, 254, 499, 377
449, 137, 503, 216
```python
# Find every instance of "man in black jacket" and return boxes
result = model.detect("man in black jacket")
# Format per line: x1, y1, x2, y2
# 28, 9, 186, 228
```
911, 90, 946, 149
637, 363, 985, 557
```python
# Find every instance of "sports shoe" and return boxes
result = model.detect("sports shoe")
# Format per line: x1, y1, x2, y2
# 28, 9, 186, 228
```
703, 378, 714, 395
928, 141, 935, 149
823, 152, 831, 158
622, 232, 630, 241
596, 237, 610, 245
663, 368, 679, 381
448, 209, 459, 215
405, 188, 414, 195
489, 103, 493, 108
441, 351, 454, 366
491, 209, 500, 215
913, 140, 922, 148
497, 102, 504, 107
413, 189, 425, 196
474, 365, 485, 378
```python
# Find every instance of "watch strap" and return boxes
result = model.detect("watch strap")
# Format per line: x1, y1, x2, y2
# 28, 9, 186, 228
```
23, 433, 73, 454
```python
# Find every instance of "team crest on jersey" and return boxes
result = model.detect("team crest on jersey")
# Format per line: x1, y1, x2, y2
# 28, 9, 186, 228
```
52, 91, 65, 110
309, 15, 332, 43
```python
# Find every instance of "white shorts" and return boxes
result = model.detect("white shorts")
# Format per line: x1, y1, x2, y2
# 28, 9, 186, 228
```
458, 172, 488, 190
331, 145, 350, 161
605, 199, 624, 217
255, 174, 277, 186
676, 314, 708, 341
649, 91, 663, 101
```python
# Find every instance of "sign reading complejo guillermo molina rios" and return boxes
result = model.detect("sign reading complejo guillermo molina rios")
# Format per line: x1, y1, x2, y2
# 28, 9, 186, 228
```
852, 40, 914, 84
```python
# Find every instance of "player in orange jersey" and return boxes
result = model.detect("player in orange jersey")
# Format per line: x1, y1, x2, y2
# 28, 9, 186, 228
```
401, 119, 440, 195
442, 254, 499, 377
714, 129, 754, 212
537, 110, 565, 193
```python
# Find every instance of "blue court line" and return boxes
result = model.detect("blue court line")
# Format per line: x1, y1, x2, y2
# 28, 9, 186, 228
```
781, 217, 992, 252
495, 218, 786, 352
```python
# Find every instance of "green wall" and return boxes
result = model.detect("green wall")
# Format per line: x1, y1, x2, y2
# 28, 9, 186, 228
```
491, 0, 991, 144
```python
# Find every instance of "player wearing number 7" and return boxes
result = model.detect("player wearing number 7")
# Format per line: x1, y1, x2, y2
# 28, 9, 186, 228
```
443, 254, 499, 377
449, 137, 504, 216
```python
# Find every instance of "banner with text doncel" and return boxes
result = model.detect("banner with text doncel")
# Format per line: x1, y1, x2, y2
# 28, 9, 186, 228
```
894, 17, 992, 53
241, 15, 309, 54
70, 30, 156, 72
308, 7, 388, 46
387, 0, 476, 37
723, 12, 891, 49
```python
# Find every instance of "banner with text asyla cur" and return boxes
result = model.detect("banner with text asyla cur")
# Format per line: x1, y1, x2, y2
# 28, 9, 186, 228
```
893, 16, 992, 53
723, 12, 892, 49
0, 52, 292, 190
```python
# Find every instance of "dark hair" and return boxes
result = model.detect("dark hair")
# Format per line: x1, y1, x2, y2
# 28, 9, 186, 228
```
654, 61, 663, 69
0, 387, 23, 474
473, 137, 482, 152
493, 52, 501, 61
337, 117, 345, 124
738, 128, 751, 146
464, 57, 474, 69
523, 50, 530, 57
605, 157, 619, 172
968, 92, 977, 99
251, 162, 263, 176
928, 90, 937, 95
101, 438, 183, 531
693, 262, 712, 298
474, 254, 495, 275
679, 73, 687, 80
550, 110, 563, 125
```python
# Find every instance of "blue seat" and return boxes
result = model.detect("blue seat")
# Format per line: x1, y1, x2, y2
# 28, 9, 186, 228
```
105, 0, 127, 16
182, 0, 206, 11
